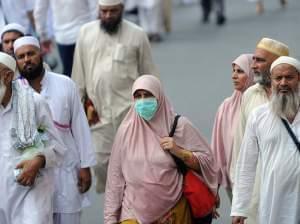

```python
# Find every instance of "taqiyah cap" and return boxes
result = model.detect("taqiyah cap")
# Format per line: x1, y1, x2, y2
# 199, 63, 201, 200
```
270, 56, 300, 73
98, 0, 123, 6
256, 37, 289, 56
13, 36, 40, 54
0, 52, 16, 72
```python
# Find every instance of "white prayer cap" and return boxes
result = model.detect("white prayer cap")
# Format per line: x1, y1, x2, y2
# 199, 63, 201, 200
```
98, 0, 123, 6
270, 56, 300, 73
13, 36, 40, 54
256, 37, 289, 57
1, 23, 26, 39
0, 52, 16, 72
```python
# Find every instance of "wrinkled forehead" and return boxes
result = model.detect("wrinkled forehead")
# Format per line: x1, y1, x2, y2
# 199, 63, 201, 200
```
272, 63, 299, 75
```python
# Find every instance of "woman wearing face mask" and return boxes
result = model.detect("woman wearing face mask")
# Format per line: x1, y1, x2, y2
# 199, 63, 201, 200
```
211, 54, 254, 203
104, 75, 218, 224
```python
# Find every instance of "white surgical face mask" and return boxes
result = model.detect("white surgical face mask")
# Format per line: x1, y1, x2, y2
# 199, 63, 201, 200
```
0, 79, 6, 103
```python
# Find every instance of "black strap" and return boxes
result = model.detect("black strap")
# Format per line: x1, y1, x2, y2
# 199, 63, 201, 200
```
169, 115, 188, 174
281, 118, 300, 152
169, 115, 181, 138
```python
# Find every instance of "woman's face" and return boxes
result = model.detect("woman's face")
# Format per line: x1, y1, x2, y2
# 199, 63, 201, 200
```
133, 89, 154, 100
232, 64, 248, 91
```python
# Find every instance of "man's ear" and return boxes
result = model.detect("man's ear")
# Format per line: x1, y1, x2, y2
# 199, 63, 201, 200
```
3, 70, 14, 86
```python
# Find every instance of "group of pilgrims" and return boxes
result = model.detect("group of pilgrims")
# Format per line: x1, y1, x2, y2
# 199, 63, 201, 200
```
0, 0, 300, 224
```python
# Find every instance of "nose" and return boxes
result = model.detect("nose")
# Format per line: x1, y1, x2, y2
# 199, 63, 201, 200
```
251, 61, 257, 70
232, 71, 238, 79
280, 77, 288, 86
8, 41, 14, 50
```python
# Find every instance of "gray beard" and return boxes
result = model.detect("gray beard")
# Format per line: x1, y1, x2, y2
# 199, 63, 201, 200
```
271, 86, 300, 119
254, 71, 271, 87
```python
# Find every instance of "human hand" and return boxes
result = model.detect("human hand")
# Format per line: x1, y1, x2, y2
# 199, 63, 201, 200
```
41, 40, 52, 55
78, 167, 92, 193
16, 155, 45, 186
87, 105, 100, 126
232, 216, 246, 224
85, 98, 100, 126
160, 137, 178, 152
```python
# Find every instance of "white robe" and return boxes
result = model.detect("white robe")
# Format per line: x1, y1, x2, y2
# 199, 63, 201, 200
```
40, 71, 96, 213
230, 83, 269, 224
0, 89, 65, 224
231, 103, 300, 224
72, 19, 158, 192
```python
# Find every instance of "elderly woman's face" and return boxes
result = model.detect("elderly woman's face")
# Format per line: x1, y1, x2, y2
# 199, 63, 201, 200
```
232, 64, 248, 91
133, 89, 154, 100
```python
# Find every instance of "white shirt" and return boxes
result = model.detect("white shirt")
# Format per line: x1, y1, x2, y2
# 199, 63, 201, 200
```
40, 71, 96, 213
0, 87, 65, 223
231, 103, 300, 224
0, 0, 35, 34
34, 0, 98, 44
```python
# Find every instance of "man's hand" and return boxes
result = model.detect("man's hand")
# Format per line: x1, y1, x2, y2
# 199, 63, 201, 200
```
78, 168, 92, 193
16, 155, 45, 187
232, 216, 246, 224
85, 98, 100, 126
87, 105, 100, 126
41, 40, 53, 55
160, 137, 178, 152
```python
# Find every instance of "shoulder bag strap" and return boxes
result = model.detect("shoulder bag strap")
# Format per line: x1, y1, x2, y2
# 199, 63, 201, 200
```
169, 115, 188, 174
281, 118, 300, 152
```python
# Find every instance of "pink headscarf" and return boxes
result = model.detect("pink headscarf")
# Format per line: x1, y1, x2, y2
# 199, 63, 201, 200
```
105, 75, 217, 224
211, 54, 254, 189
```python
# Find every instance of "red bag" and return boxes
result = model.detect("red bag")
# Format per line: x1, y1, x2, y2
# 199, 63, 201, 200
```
169, 115, 216, 218
183, 170, 216, 218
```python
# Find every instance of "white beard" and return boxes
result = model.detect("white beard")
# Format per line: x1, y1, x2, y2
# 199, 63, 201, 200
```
271, 86, 300, 119
0, 81, 6, 103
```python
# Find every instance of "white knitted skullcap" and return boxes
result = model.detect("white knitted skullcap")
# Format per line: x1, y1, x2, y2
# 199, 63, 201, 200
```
1, 23, 26, 39
13, 36, 40, 54
0, 52, 16, 72
98, 0, 123, 6
270, 56, 300, 73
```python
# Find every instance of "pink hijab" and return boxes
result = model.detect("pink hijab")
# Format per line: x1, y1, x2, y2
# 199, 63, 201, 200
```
104, 75, 217, 224
211, 54, 254, 189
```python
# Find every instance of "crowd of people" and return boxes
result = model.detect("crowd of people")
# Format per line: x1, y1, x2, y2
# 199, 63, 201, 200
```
0, 0, 299, 224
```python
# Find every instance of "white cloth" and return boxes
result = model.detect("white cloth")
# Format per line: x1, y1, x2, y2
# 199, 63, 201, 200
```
53, 212, 81, 224
138, 2, 163, 34
270, 56, 300, 73
0, 0, 35, 34
72, 19, 158, 192
0, 81, 65, 224
34, 0, 98, 44
40, 71, 96, 213
0, 23, 26, 39
230, 83, 269, 224
231, 103, 300, 224
98, 0, 123, 6
13, 36, 40, 53
0, 52, 16, 72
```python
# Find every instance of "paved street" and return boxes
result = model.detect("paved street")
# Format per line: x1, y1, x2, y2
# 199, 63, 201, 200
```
81, 0, 300, 223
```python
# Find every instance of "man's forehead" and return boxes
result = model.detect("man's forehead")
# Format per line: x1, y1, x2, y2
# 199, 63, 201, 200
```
2, 31, 23, 40
99, 4, 121, 10
272, 64, 299, 74
15, 45, 40, 54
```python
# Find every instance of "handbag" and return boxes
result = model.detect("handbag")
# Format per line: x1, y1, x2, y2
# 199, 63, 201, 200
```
281, 118, 300, 152
169, 115, 216, 218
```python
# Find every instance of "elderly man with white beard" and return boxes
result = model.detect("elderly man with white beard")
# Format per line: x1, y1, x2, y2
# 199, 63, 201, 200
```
230, 37, 289, 224
231, 56, 300, 224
